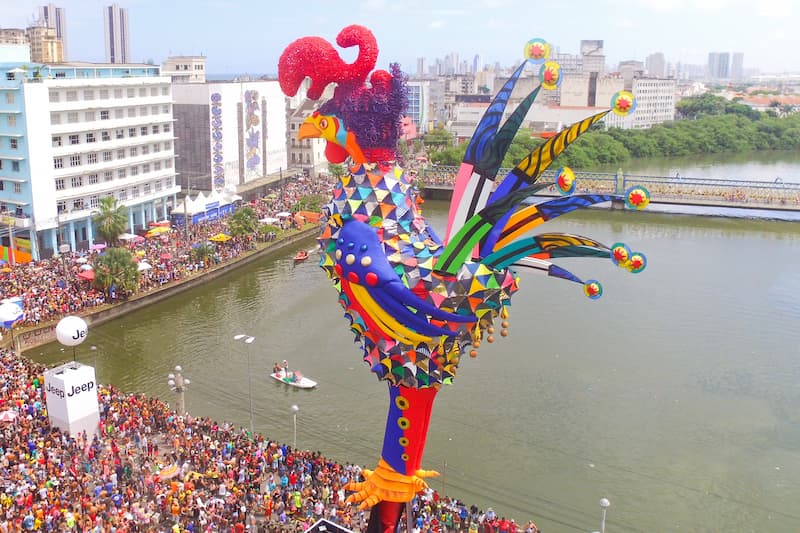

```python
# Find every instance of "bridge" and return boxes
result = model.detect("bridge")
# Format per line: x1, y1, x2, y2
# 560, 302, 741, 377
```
417, 166, 800, 212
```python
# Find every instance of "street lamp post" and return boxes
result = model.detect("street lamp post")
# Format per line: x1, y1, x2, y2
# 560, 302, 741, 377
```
167, 365, 190, 415
234, 334, 256, 435
291, 404, 299, 450
599, 497, 610, 533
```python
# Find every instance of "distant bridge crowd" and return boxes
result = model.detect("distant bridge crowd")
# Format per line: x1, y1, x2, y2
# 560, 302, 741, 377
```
417, 166, 800, 211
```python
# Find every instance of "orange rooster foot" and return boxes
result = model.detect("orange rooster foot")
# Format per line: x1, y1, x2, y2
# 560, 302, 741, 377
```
345, 458, 439, 510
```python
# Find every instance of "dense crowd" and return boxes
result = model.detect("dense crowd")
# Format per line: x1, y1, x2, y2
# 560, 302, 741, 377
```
0, 177, 333, 331
0, 348, 541, 532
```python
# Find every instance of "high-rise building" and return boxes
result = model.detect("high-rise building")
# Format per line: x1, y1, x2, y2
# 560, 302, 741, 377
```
731, 53, 744, 81
103, 4, 130, 64
646, 52, 666, 78
580, 40, 605, 75
707, 52, 730, 80
27, 25, 64, 63
0, 61, 179, 260
472, 54, 483, 74
38, 4, 67, 59
416, 57, 426, 78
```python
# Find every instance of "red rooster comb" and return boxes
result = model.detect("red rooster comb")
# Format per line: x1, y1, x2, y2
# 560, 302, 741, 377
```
278, 25, 408, 163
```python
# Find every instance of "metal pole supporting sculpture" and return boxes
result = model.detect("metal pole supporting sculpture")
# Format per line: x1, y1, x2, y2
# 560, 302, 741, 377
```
278, 26, 648, 533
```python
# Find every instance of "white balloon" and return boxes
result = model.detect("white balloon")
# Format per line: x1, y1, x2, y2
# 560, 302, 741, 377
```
55, 316, 89, 347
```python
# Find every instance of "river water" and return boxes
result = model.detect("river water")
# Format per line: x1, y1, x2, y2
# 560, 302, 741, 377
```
28, 157, 800, 533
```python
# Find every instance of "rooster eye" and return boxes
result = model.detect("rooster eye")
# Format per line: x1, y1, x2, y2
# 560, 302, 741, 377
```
319, 118, 328, 129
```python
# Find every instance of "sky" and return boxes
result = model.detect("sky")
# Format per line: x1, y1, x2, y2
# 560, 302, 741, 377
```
3, 0, 799, 75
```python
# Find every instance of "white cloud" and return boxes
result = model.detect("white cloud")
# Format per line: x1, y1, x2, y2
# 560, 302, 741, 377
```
616, 18, 635, 29
428, 20, 446, 29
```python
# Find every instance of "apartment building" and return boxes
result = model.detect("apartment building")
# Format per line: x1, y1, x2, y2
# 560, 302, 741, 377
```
0, 62, 179, 260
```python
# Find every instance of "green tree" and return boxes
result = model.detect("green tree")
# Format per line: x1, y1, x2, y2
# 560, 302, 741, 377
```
424, 127, 455, 150
191, 243, 215, 263
328, 163, 345, 179
227, 206, 258, 237
292, 194, 326, 214
93, 247, 139, 298
92, 197, 128, 246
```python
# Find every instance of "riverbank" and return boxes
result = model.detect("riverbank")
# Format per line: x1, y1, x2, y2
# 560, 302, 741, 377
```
7, 226, 319, 353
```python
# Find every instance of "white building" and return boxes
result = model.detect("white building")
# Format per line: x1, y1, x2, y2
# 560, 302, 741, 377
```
0, 61, 179, 261
406, 80, 431, 134
604, 78, 677, 129
171, 79, 288, 193
161, 56, 206, 84
103, 3, 130, 64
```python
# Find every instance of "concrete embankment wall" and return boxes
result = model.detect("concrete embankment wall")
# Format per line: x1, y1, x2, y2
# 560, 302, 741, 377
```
10, 228, 318, 352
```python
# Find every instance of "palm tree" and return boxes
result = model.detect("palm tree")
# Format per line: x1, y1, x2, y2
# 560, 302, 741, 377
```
93, 247, 139, 299
227, 206, 258, 237
92, 197, 129, 247
191, 243, 215, 264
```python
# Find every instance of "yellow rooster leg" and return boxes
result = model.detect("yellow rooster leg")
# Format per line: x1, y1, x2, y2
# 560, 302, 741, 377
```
345, 458, 439, 510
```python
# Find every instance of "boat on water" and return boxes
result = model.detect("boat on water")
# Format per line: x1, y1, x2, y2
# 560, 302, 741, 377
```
270, 369, 317, 389
293, 250, 309, 263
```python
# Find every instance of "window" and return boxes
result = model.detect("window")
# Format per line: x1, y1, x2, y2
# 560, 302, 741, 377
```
7, 116, 15, 127
154, 161, 161, 171
139, 88, 147, 97
117, 168, 126, 179
152, 124, 160, 134
66, 90, 77, 101
9, 139, 18, 149
72, 199, 84, 210
140, 126, 148, 136
52, 136, 62, 147
100, 110, 110, 120
68, 134, 79, 145
69, 155, 81, 167
83, 90, 94, 100
71, 176, 83, 187
55, 178, 65, 190
164, 159, 172, 168
128, 128, 136, 137
152, 143, 160, 153
101, 131, 110, 141
150, 87, 158, 96
163, 123, 171, 133
4, 93, 12, 104
142, 163, 150, 173
115, 129, 124, 139
144, 182, 151, 194
130, 166, 139, 176
154, 180, 162, 191
114, 88, 122, 98
67, 112, 78, 123
103, 151, 112, 162
151, 106, 159, 115
57, 200, 66, 213
104, 171, 113, 182
127, 88, 135, 98
162, 105, 170, 114
118, 189, 127, 201
162, 87, 169, 95
85, 111, 95, 121
49, 90, 60, 102
117, 150, 125, 159
141, 145, 149, 155
54, 158, 63, 169
13, 183, 21, 194
87, 153, 98, 164
131, 186, 139, 198
88, 174, 99, 185
163, 141, 171, 150
115, 109, 124, 119
50, 113, 61, 125
129, 147, 138, 157
11, 162, 18, 172
127, 108, 136, 118
99, 89, 109, 99
139, 107, 148, 116
86, 133, 96, 143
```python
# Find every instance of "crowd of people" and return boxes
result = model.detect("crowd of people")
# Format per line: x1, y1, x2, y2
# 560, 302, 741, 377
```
1, 176, 333, 331
0, 347, 541, 532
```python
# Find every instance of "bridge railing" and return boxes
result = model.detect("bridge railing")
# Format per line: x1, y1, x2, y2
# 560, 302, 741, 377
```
418, 165, 800, 208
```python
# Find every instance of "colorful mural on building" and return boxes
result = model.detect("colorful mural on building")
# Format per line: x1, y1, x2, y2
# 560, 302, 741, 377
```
210, 92, 224, 191
243, 90, 261, 177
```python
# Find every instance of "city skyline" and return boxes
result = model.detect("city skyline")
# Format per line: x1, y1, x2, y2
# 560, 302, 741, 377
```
3, 0, 798, 74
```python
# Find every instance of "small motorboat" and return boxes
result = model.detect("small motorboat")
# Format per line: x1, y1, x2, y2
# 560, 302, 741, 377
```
293, 250, 309, 263
270, 369, 317, 389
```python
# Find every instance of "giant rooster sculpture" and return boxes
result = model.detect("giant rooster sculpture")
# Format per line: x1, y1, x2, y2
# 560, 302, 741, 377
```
278, 26, 649, 533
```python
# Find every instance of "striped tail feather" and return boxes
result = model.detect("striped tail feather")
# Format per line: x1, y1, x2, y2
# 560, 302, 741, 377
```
482, 232, 612, 270
445, 61, 531, 242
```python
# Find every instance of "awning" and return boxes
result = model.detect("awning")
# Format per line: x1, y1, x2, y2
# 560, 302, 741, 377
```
77, 269, 94, 281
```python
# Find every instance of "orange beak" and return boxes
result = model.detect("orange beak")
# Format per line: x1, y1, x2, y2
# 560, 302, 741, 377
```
297, 120, 321, 140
